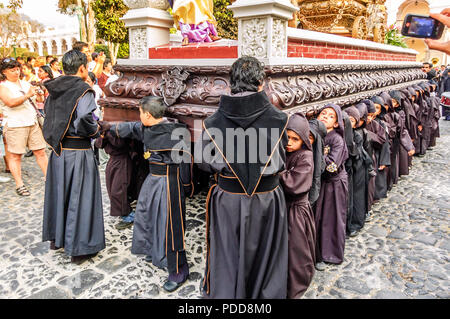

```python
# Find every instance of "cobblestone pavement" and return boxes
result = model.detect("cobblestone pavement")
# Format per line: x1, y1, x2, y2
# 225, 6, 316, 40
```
0, 120, 449, 299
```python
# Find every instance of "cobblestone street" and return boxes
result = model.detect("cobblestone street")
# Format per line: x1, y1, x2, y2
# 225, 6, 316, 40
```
0, 120, 449, 299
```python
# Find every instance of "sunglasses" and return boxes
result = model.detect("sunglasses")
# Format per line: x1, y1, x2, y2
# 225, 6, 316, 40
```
2, 57, 16, 63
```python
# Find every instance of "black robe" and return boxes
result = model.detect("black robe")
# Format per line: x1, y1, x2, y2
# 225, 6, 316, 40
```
366, 118, 390, 201
42, 77, 105, 257
199, 91, 289, 299
110, 120, 193, 279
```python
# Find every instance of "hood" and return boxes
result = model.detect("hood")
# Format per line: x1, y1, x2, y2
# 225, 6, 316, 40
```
287, 113, 312, 151
318, 103, 346, 139
44, 75, 90, 99
380, 92, 393, 112
362, 99, 376, 113
344, 106, 361, 124
219, 91, 271, 129
389, 90, 403, 107
309, 118, 327, 141
355, 102, 368, 123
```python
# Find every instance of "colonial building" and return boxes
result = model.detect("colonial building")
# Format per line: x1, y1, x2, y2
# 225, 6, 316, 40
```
18, 26, 79, 57
394, 0, 450, 65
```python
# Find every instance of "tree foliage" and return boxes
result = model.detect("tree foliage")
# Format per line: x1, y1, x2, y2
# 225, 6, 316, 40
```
0, 0, 43, 58
57, 0, 95, 47
213, 0, 237, 40
91, 0, 128, 65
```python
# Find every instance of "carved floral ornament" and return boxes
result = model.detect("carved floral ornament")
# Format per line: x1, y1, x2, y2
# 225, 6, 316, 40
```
103, 64, 425, 116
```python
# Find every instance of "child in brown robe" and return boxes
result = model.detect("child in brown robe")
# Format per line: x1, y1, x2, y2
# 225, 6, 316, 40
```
281, 113, 316, 299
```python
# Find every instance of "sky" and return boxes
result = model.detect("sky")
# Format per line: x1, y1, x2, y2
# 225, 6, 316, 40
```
2, 0, 450, 32
0, 0, 78, 30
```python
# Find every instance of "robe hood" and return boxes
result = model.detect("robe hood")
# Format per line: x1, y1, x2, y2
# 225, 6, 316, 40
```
355, 103, 368, 123
344, 106, 361, 124
286, 113, 312, 151
319, 103, 346, 139
380, 92, 393, 111
44, 75, 90, 99
204, 90, 288, 196
361, 99, 376, 113
308, 118, 327, 141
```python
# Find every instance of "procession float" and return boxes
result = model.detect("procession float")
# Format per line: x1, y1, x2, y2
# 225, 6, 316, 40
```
99, 0, 426, 140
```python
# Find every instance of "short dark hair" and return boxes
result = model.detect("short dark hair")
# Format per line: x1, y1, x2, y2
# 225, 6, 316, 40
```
62, 49, 87, 75
27, 57, 36, 63
88, 71, 97, 84
50, 58, 59, 66
92, 52, 99, 60
46, 55, 53, 60
230, 56, 266, 94
0, 58, 21, 81
40, 65, 54, 80
423, 62, 432, 68
139, 96, 166, 119
103, 58, 111, 69
73, 41, 89, 52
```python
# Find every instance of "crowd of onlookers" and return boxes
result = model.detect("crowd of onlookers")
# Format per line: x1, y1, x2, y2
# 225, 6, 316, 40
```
0, 42, 119, 190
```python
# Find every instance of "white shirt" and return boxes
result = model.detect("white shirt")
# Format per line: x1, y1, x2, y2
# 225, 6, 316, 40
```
105, 74, 119, 86
0, 80, 37, 128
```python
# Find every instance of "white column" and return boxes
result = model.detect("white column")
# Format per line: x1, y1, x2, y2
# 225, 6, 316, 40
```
37, 41, 44, 56
229, 0, 297, 64
121, 0, 174, 60
56, 39, 63, 56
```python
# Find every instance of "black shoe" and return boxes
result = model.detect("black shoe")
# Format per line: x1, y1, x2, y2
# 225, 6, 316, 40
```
145, 255, 152, 263
71, 253, 97, 265
349, 230, 359, 237
163, 280, 184, 293
24, 150, 34, 158
115, 220, 133, 230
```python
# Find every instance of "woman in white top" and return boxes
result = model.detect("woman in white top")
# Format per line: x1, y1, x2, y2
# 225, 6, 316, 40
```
0, 58, 48, 196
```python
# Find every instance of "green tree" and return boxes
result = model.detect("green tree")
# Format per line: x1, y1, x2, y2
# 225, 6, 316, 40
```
91, 0, 128, 65
213, 0, 237, 40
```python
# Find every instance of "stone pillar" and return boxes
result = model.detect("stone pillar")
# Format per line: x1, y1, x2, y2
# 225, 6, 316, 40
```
56, 39, 63, 56
122, 0, 174, 60
37, 42, 44, 56
229, 0, 297, 63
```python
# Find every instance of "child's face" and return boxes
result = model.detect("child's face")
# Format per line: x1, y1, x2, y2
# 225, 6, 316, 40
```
139, 107, 154, 126
318, 107, 338, 131
349, 116, 357, 128
392, 99, 399, 108
374, 103, 382, 116
286, 129, 303, 153
309, 133, 315, 146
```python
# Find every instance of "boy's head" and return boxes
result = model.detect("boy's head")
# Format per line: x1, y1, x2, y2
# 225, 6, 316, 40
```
355, 103, 368, 127
389, 90, 402, 108
344, 106, 360, 129
286, 113, 311, 153
318, 107, 339, 132
62, 49, 88, 80
139, 96, 167, 126
308, 119, 327, 146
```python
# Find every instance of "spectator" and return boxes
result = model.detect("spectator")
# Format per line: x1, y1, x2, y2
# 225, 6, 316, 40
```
16, 57, 24, 65
88, 52, 99, 72
98, 58, 112, 91
0, 57, 48, 196
21, 63, 39, 83
422, 62, 437, 81
36, 65, 54, 115
49, 59, 61, 78
27, 57, 39, 77
46, 55, 54, 65
73, 41, 105, 78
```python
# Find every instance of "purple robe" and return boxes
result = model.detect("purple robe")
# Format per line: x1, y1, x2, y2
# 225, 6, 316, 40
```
315, 104, 349, 265
281, 113, 316, 299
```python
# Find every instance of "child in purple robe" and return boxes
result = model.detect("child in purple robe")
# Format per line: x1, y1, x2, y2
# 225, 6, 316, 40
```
314, 104, 349, 271
280, 113, 316, 299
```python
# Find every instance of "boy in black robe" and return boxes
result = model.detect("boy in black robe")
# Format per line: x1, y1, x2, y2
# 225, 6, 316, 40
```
106, 96, 194, 292
42, 50, 105, 264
